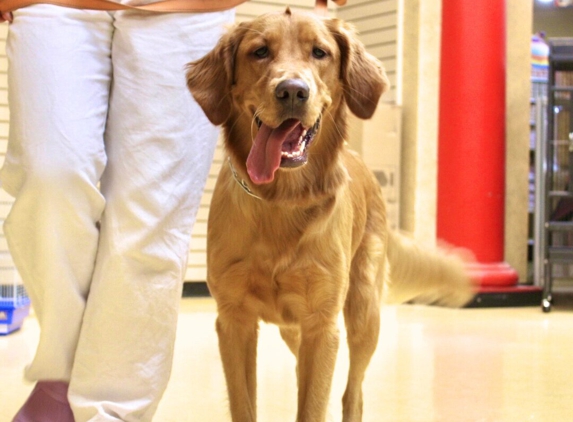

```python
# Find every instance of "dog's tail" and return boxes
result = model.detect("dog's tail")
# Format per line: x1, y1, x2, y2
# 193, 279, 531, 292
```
383, 231, 476, 307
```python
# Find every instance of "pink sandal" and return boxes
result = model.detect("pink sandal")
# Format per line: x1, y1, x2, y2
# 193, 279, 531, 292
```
12, 381, 74, 422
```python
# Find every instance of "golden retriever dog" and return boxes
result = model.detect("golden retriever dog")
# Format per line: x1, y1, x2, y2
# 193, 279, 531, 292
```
186, 9, 474, 422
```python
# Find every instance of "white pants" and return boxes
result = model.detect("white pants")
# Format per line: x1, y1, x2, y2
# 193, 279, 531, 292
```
1, 5, 233, 421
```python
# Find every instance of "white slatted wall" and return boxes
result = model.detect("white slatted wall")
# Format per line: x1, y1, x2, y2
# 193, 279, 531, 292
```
336, 0, 398, 103
0, 1, 399, 283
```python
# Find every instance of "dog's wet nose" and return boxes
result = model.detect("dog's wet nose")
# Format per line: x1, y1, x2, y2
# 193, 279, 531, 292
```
275, 79, 309, 104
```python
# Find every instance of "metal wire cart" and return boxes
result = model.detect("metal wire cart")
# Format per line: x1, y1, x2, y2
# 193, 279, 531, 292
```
0, 266, 30, 335
536, 38, 573, 312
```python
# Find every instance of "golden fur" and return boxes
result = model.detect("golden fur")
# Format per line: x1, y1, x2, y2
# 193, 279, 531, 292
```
186, 9, 474, 422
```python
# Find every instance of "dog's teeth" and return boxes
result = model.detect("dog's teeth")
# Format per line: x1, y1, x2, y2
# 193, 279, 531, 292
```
282, 149, 303, 159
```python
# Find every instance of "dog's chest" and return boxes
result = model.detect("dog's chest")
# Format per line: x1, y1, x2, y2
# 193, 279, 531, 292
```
216, 208, 350, 326
245, 249, 346, 326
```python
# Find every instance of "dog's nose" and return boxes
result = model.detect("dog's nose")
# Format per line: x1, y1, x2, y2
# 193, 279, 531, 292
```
275, 79, 309, 104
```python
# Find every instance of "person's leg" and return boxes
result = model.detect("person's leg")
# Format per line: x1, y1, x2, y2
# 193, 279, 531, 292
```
1, 5, 113, 421
2, 2, 113, 387
68, 9, 234, 422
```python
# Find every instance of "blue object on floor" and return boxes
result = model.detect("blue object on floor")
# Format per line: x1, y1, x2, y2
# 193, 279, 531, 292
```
0, 284, 31, 335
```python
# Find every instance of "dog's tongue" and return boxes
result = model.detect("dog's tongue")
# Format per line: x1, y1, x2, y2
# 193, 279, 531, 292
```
247, 119, 300, 185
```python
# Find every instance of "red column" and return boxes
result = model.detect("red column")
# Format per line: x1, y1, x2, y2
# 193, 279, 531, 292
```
437, 0, 518, 287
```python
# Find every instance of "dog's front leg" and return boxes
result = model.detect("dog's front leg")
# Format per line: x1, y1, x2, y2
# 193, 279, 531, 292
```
295, 320, 340, 422
216, 315, 259, 422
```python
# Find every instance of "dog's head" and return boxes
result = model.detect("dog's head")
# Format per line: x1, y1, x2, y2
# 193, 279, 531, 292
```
187, 9, 388, 186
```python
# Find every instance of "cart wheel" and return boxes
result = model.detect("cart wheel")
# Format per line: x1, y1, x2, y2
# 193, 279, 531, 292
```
542, 298, 552, 313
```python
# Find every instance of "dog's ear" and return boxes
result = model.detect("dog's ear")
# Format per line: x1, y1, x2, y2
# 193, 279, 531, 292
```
186, 24, 247, 126
327, 19, 389, 119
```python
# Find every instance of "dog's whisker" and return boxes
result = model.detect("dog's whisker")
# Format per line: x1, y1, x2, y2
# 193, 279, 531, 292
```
322, 108, 346, 143
250, 107, 266, 144
224, 109, 247, 144
250, 121, 256, 143
344, 85, 380, 109
244, 27, 266, 38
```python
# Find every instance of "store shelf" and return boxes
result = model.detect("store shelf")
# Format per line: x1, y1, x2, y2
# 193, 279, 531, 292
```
536, 38, 573, 312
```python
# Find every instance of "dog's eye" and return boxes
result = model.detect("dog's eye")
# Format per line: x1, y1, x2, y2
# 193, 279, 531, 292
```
253, 46, 269, 59
312, 47, 327, 59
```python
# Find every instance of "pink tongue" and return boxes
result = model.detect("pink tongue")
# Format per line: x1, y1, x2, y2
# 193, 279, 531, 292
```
246, 119, 300, 185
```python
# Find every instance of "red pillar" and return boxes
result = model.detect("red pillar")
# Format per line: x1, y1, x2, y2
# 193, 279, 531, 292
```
437, 0, 518, 287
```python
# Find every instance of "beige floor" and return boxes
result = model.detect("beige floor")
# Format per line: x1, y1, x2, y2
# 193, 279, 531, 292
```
1, 296, 573, 422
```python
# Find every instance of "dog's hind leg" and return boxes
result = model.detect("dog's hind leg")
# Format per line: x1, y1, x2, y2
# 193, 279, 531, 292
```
216, 314, 259, 422
342, 239, 384, 422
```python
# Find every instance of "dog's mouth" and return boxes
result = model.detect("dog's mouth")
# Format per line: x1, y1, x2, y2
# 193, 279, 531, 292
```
246, 117, 320, 185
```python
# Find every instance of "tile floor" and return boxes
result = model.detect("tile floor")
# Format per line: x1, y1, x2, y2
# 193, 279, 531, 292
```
1, 296, 573, 422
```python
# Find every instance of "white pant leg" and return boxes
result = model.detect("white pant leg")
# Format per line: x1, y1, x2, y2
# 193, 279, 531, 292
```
1, 5, 113, 381
68, 9, 234, 422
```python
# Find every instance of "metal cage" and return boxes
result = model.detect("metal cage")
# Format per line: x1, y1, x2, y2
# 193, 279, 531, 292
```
0, 270, 30, 335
